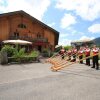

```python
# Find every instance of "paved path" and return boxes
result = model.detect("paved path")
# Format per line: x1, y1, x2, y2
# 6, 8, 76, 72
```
0, 62, 100, 100
0, 63, 60, 84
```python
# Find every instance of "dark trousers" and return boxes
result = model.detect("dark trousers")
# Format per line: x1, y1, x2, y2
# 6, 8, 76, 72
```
92, 55, 99, 69
86, 55, 90, 66
68, 55, 71, 61
79, 55, 83, 64
73, 54, 76, 61
61, 54, 64, 59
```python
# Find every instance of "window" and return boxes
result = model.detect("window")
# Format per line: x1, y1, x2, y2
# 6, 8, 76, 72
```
18, 23, 26, 28
14, 30, 19, 38
37, 33, 41, 38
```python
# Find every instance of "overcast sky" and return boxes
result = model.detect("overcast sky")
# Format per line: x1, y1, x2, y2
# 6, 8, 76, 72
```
0, 0, 100, 45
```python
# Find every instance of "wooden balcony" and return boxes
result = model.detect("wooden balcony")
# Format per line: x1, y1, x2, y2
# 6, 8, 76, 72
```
32, 37, 48, 42
9, 36, 48, 43
9, 36, 33, 41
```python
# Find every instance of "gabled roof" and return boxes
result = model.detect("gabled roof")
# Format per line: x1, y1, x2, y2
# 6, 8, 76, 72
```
0, 10, 59, 45
71, 39, 92, 43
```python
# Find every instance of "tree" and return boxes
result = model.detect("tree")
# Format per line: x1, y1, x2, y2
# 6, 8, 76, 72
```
64, 45, 72, 50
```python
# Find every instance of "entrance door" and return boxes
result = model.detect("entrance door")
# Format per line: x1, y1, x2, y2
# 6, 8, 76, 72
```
38, 46, 42, 52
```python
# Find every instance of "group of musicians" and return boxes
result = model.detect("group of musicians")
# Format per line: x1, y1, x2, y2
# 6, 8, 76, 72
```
59, 45, 100, 70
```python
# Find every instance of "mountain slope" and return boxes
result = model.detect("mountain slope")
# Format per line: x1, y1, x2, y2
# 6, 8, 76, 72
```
93, 37, 100, 46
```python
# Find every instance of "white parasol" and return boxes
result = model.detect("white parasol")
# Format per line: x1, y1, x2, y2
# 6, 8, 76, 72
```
2, 39, 32, 45
55, 45, 62, 48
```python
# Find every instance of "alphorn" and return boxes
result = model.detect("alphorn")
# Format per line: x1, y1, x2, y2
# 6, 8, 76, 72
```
49, 53, 68, 64
47, 49, 78, 64
49, 50, 83, 65
47, 51, 68, 64
47, 49, 71, 63
52, 53, 100, 71
46, 49, 65, 63
49, 55, 62, 64
50, 51, 78, 65
51, 57, 69, 69
51, 53, 78, 69
46, 51, 60, 62
50, 52, 80, 69
48, 52, 65, 62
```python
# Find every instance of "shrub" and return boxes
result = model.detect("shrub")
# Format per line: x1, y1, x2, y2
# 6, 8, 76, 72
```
13, 48, 25, 58
1, 45, 42, 63
1, 45, 15, 57
29, 50, 39, 57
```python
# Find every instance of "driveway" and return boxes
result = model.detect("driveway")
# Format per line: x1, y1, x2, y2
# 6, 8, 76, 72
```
0, 62, 100, 100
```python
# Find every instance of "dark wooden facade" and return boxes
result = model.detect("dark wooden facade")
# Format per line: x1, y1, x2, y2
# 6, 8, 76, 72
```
0, 10, 59, 51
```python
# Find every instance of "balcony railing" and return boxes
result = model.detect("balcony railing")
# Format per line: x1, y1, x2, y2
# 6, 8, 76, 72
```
9, 36, 33, 41
9, 36, 48, 43
32, 37, 48, 42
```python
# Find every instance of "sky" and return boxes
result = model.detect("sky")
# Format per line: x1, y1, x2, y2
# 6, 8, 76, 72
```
0, 0, 100, 45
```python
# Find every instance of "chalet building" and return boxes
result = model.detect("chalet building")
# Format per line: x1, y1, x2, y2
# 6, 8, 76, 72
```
0, 10, 59, 52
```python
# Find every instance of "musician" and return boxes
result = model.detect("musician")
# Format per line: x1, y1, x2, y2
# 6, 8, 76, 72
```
67, 49, 72, 61
84, 45, 91, 66
72, 47, 77, 62
91, 45, 99, 70
78, 47, 84, 64
59, 47, 66, 59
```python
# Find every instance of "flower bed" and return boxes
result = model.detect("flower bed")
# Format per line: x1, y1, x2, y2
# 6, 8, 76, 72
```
0, 45, 39, 64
